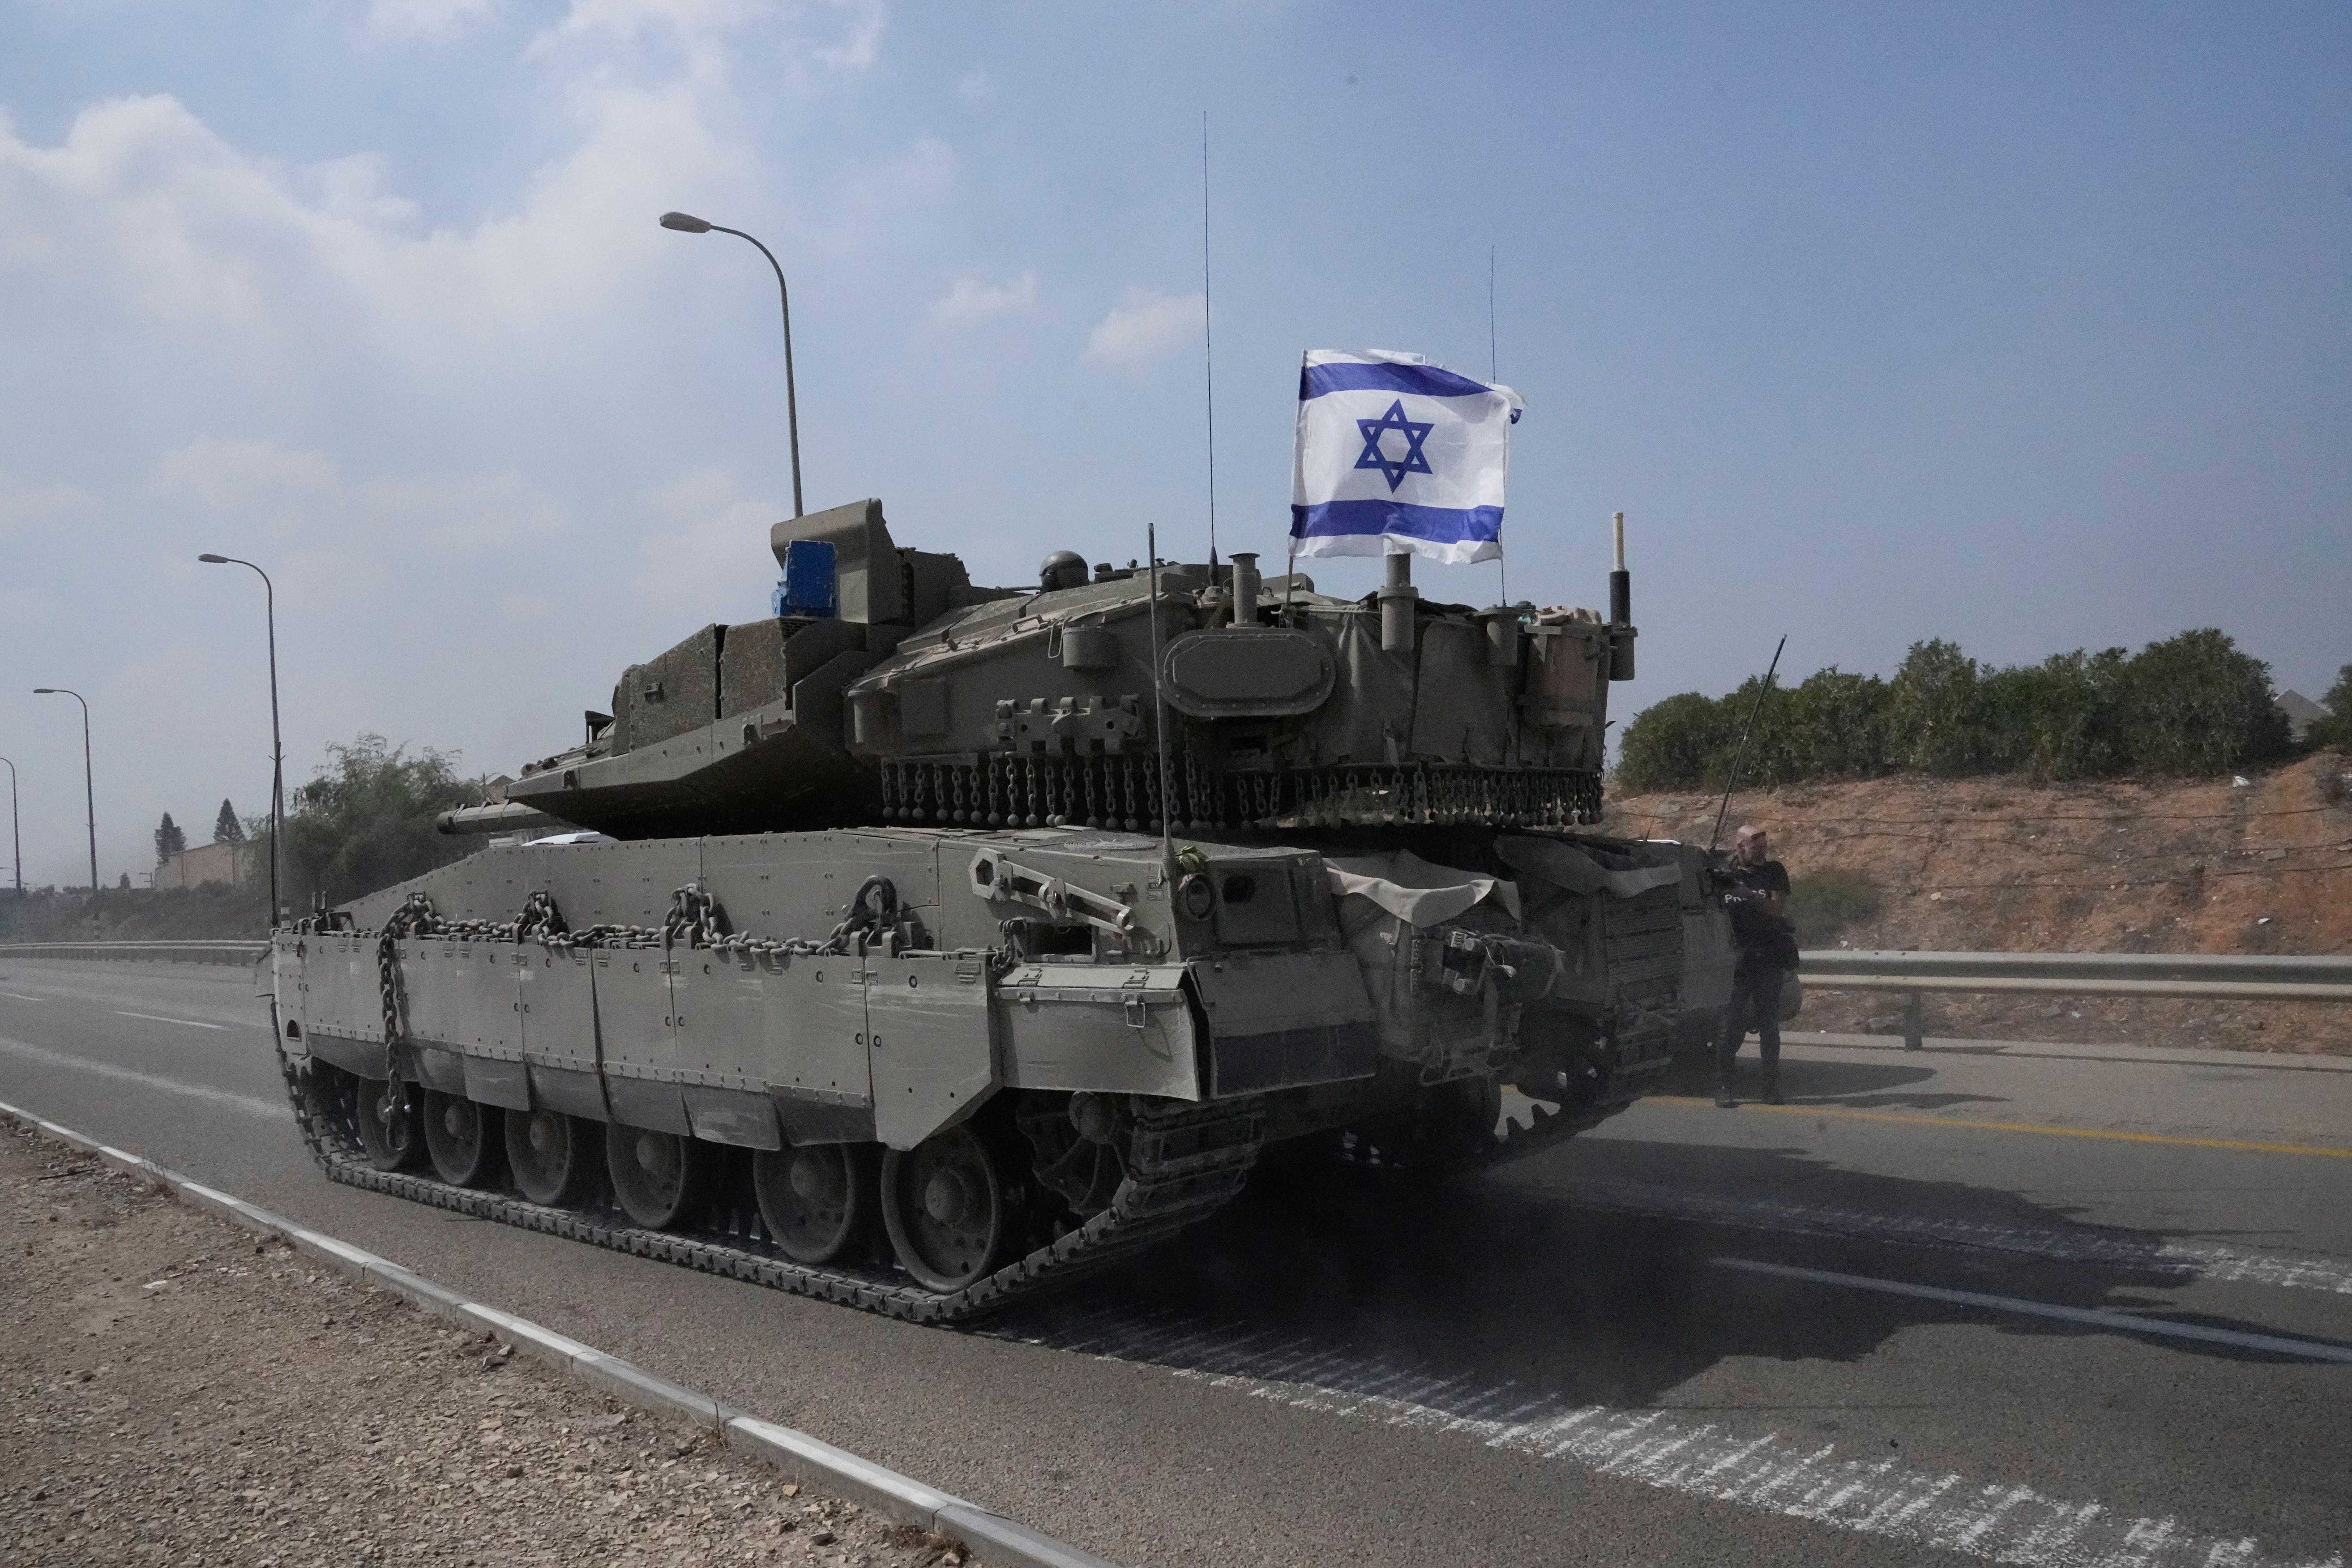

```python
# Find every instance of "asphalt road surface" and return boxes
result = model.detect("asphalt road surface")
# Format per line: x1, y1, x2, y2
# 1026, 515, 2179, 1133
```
2, 956, 2347, 1568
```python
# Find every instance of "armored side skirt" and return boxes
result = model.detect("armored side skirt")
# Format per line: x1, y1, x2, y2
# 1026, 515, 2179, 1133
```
275, 933, 1380, 1152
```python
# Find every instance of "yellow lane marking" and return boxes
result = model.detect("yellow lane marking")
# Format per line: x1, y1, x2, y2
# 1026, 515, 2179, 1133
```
1648, 1098, 2352, 1159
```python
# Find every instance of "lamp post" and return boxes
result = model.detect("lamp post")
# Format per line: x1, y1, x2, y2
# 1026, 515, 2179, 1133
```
0, 756, 19, 898
659, 210, 805, 518
198, 554, 284, 927
32, 688, 96, 895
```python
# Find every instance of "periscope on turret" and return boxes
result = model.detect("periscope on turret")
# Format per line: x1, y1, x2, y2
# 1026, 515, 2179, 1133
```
271, 497, 1744, 1319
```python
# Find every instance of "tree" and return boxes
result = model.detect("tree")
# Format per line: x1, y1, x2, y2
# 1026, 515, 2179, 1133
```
1614, 691, 1735, 793
2116, 628, 2292, 775
154, 812, 187, 867
1886, 639, 1986, 775
273, 735, 481, 908
213, 799, 245, 844
2307, 664, 2352, 752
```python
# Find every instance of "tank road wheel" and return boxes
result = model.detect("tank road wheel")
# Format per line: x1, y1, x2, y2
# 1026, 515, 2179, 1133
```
753, 1140, 874, 1265
505, 1109, 602, 1207
880, 1125, 1016, 1294
353, 1077, 424, 1173
422, 1090, 502, 1188
605, 1124, 715, 1230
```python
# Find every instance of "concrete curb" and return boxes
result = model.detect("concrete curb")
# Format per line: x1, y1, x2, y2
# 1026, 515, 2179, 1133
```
0, 1097, 1121, 1568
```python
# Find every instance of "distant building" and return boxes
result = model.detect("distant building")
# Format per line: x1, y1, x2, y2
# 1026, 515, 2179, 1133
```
155, 838, 253, 890
2276, 690, 2327, 743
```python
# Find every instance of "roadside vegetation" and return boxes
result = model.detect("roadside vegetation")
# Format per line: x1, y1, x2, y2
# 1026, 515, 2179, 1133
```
0, 735, 481, 942
1615, 629, 2327, 793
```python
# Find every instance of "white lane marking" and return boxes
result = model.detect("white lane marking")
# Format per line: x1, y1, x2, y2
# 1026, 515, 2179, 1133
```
1710, 1256, 2352, 1364
999, 1309, 2343, 1568
114, 1009, 231, 1031
1547, 1177, 2352, 1297
0, 1036, 287, 1119
0, 991, 45, 1002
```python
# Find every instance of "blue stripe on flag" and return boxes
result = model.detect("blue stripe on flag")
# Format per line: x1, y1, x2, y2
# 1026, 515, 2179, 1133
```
1289, 499, 1504, 545
1299, 361, 1498, 402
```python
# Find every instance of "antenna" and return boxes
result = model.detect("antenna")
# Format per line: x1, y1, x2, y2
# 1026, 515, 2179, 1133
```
1202, 111, 1218, 569
1709, 635, 1788, 854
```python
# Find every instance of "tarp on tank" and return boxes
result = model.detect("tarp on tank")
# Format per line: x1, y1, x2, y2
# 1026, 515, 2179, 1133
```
1323, 850, 1521, 927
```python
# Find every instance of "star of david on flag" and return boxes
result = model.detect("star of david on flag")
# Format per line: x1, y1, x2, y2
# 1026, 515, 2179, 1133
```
1291, 349, 1523, 565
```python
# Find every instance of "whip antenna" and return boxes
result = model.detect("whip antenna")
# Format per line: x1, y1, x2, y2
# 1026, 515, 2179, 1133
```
1202, 111, 1218, 569
1709, 635, 1787, 854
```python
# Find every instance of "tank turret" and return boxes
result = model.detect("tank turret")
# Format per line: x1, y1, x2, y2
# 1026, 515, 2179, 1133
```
481, 497, 1614, 841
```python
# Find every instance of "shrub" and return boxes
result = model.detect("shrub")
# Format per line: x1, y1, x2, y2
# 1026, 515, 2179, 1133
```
2115, 629, 2292, 775
1614, 690, 1737, 794
2307, 664, 2352, 752
1788, 869, 1883, 948
1886, 639, 1987, 774
267, 735, 482, 910
1613, 628, 2304, 791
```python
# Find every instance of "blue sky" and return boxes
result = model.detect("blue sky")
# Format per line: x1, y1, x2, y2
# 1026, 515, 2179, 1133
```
1, 1, 2346, 887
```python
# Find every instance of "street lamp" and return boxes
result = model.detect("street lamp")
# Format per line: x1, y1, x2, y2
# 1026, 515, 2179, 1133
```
32, 688, 96, 895
198, 554, 285, 927
0, 756, 19, 898
659, 209, 805, 518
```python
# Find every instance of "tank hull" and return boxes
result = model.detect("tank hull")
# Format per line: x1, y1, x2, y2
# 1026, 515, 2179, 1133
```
274, 820, 1709, 1317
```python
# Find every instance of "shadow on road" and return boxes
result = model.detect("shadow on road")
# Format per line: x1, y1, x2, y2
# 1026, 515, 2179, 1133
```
991, 1125, 2350, 1416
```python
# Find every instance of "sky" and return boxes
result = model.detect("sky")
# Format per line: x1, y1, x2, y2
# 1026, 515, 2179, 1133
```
0, 0, 2347, 889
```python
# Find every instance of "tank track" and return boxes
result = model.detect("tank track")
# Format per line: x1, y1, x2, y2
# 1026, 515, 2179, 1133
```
270, 1004, 1263, 1327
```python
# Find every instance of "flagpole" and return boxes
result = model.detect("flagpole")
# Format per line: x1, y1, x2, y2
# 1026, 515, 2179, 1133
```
1491, 245, 1507, 610
1146, 523, 1176, 865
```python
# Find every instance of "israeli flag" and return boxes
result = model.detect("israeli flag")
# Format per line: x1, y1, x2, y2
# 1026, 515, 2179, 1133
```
1290, 349, 1524, 565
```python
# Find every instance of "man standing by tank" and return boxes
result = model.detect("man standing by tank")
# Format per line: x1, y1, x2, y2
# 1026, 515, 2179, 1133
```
1715, 824, 1793, 1107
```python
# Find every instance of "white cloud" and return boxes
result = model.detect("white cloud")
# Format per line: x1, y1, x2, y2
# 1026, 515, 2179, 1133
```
814, 0, 888, 68
154, 436, 564, 558
0, 469, 98, 534
630, 467, 778, 612
928, 270, 1035, 325
362, 0, 499, 45
1082, 286, 1203, 368
956, 68, 993, 107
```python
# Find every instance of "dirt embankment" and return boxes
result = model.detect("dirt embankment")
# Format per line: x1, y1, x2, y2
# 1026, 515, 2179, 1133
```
0, 1122, 965, 1568
1603, 751, 2352, 1056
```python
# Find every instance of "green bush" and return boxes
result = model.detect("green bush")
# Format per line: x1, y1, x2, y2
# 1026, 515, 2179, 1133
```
2306, 664, 2352, 752
1614, 691, 1738, 794
2117, 629, 2292, 775
1613, 629, 2303, 790
263, 735, 482, 911
1788, 869, 1883, 948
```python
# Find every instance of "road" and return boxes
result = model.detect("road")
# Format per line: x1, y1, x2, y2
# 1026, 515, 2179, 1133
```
1, 955, 2346, 1567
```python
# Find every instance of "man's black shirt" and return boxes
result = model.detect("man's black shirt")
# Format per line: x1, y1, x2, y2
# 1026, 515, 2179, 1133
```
1726, 858, 1792, 955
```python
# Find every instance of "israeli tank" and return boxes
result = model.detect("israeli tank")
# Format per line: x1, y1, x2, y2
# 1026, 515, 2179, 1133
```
269, 497, 1734, 1320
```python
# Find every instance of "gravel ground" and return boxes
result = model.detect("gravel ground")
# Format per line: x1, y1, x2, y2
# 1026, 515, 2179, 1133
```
0, 1121, 966, 1568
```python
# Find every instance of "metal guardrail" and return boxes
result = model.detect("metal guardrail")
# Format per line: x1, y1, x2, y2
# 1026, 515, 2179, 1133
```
0, 940, 268, 966
1800, 949, 2352, 1049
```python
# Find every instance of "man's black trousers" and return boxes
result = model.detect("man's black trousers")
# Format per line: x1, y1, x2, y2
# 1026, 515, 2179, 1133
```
1715, 961, 1784, 1086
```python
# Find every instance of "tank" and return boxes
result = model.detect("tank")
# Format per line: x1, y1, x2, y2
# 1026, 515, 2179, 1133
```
269, 496, 1739, 1321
